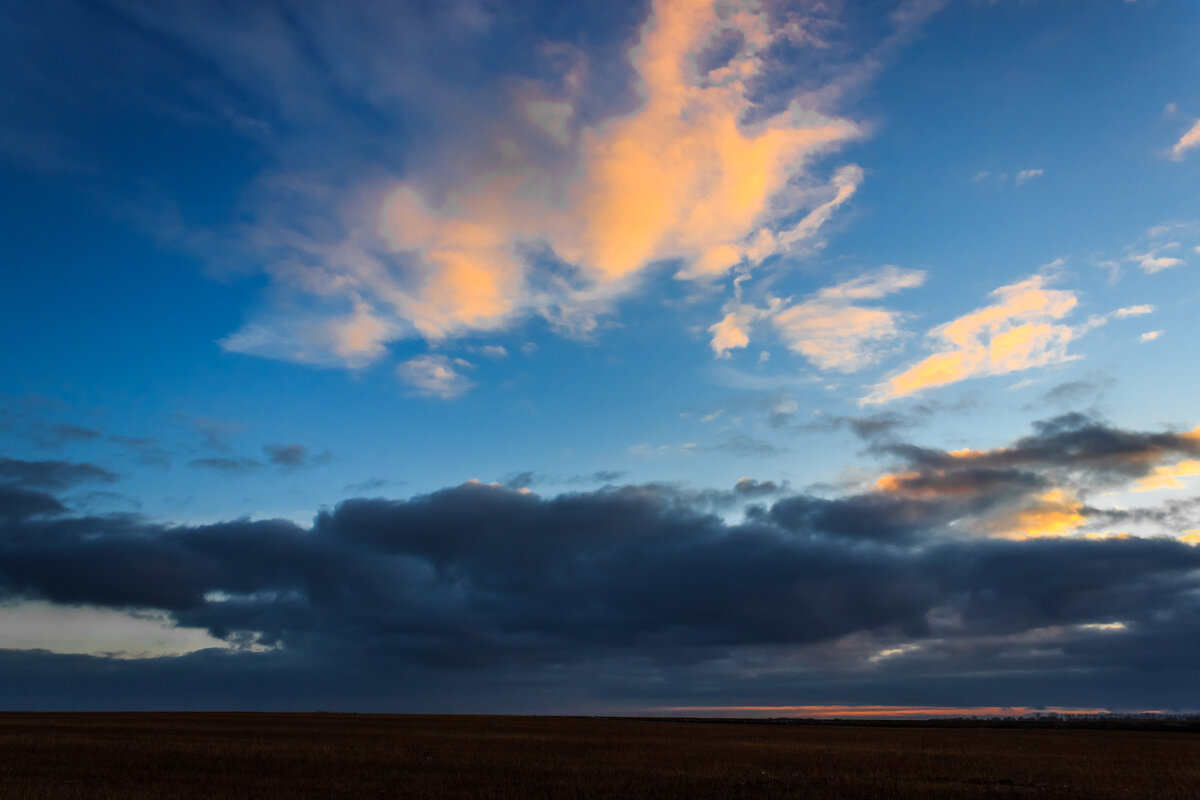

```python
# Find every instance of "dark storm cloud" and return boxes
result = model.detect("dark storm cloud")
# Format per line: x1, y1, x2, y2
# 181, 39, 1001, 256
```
0, 457, 117, 490
2, 477, 1199, 666
878, 413, 1200, 486
3, 414, 1200, 710
1, 475, 1199, 710
0, 485, 67, 519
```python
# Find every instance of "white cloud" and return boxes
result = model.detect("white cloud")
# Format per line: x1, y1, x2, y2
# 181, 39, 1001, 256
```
397, 354, 475, 398
1132, 244, 1185, 274
472, 344, 509, 359
1114, 304, 1155, 318
770, 267, 925, 372
709, 266, 925, 372
1015, 168, 1044, 185
1139, 330, 1163, 343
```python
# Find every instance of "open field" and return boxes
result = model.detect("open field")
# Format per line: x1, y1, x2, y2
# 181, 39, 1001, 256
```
2, 713, 1199, 799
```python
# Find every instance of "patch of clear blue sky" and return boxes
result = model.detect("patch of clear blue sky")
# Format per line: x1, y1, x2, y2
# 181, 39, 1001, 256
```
0, 0, 1198, 523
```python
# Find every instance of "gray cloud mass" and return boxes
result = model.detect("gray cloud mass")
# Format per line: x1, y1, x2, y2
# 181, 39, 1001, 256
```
1, 415, 1200, 711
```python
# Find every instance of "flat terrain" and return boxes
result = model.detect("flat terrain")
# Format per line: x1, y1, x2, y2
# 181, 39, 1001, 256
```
1, 713, 1198, 799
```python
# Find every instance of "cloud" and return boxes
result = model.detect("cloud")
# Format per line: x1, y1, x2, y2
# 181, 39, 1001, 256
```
1031, 375, 1115, 410
771, 267, 925, 371
396, 355, 475, 399
710, 433, 787, 457
471, 344, 509, 359
972, 169, 1044, 187
101, 0, 938, 368
263, 444, 331, 470
108, 435, 171, 467
806, 411, 914, 440
0, 457, 117, 490
863, 274, 1079, 404
1139, 330, 1163, 343
367, 0, 866, 345
707, 305, 757, 357
5, 416, 1200, 709
189, 416, 242, 453
1114, 304, 1155, 318
711, 266, 925, 369
42, 423, 102, 445
1131, 244, 1185, 274
0, 484, 67, 519
877, 413, 1200, 502
1014, 168, 1044, 185
1133, 459, 1200, 491
188, 457, 263, 473
1170, 119, 1200, 160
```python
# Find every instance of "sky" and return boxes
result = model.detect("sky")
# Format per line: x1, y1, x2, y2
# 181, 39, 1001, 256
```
0, 0, 1199, 715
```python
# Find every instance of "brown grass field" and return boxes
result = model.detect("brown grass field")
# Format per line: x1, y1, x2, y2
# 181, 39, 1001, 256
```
1, 713, 1198, 799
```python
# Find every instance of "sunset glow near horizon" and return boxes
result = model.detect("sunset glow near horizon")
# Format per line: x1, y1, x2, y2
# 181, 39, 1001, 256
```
1, 0, 1199, 714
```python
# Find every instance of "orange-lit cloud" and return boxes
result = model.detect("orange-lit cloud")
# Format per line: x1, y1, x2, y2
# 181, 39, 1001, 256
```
1170, 118, 1200, 160
1133, 459, 1200, 491
863, 274, 1078, 404
984, 488, 1086, 540
655, 705, 1112, 718
363, 0, 864, 352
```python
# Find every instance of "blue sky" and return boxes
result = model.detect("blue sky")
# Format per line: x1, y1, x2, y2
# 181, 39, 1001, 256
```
1, 0, 1200, 714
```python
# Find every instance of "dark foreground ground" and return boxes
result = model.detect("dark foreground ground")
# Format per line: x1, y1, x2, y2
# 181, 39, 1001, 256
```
2, 713, 1199, 799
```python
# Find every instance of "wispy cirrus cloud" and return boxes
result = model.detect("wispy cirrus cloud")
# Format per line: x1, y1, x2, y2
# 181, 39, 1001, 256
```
710, 266, 925, 372
1014, 168, 1044, 185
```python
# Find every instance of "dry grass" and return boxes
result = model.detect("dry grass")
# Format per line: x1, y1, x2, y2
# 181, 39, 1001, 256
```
1, 713, 1198, 799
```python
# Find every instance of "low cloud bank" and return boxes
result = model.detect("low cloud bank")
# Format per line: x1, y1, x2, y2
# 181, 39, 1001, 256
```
1, 414, 1199, 711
